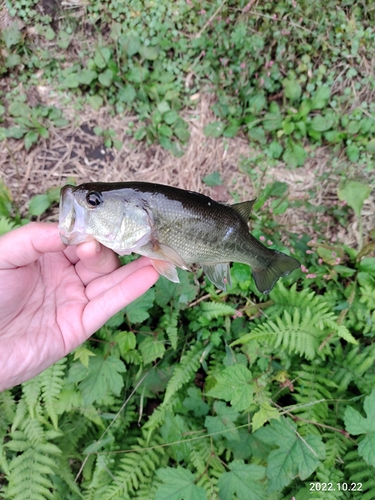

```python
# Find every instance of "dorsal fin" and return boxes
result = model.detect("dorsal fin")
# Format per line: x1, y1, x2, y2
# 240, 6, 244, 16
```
231, 199, 256, 223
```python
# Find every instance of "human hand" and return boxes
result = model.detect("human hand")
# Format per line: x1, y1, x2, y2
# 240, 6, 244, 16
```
0, 222, 159, 391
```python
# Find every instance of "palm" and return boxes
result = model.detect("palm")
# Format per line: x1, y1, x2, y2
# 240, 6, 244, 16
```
0, 223, 159, 390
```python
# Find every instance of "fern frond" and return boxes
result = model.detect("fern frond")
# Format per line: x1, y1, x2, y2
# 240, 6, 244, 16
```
0, 390, 16, 436
239, 308, 324, 360
11, 399, 28, 432
100, 435, 165, 499
3, 428, 62, 500
292, 364, 337, 424
328, 343, 375, 393
22, 376, 42, 419
160, 310, 179, 349
344, 450, 375, 500
39, 358, 67, 429
200, 302, 236, 320
164, 342, 204, 405
268, 282, 329, 317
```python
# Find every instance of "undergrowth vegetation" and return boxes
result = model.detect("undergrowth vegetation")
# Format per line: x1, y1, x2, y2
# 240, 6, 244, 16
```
1, 0, 375, 499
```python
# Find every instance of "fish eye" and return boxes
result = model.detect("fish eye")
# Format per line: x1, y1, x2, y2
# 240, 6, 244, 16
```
86, 191, 102, 207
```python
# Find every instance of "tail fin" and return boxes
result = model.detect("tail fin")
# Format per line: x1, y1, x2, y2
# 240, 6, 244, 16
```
252, 251, 300, 294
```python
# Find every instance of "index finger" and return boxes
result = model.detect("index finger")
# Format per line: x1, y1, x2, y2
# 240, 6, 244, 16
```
0, 222, 66, 269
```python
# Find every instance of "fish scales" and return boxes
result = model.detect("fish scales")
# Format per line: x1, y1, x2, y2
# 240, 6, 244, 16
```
58, 181, 300, 293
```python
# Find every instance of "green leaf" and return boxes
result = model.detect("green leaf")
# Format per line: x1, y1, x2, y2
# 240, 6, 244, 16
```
159, 124, 173, 137
359, 258, 375, 275
255, 417, 325, 490
62, 73, 80, 89
173, 125, 190, 142
139, 336, 166, 365
283, 78, 302, 101
282, 142, 307, 168
268, 141, 283, 159
223, 122, 240, 138
8, 101, 30, 117
217, 460, 267, 500
163, 110, 179, 125
2, 22, 22, 48
310, 114, 334, 132
122, 34, 141, 57
88, 94, 103, 111
127, 66, 150, 83
5, 54, 21, 68
98, 68, 113, 87
77, 69, 98, 85
252, 402, 280, 431
0, 181, 13, 217
117, 84, 136, 104
83, 436, 113, 455
115, 331, 136, 355
124, 287, 155, 323
73, 346, 96, 368
94, 47, 111, 69
140, 44, 160, 60
200, 302, 236, 320
366, 138, 375, 153
248, 126, 266, 144
338, 180, 371, 219
202, 171, 223, 187
24, 129, 39, 150
78, 354, 126, 405
344, 389, 375, 467
346, 144, 360, 162
205, 401, 240, 441
310, 86, 331, 109
203, 121, 225, 138
28, 194, 51, 216
206, 364, 254, 412
155, 467, 207, 500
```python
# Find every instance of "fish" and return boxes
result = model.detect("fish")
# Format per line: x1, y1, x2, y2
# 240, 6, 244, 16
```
58, 182, 300, 294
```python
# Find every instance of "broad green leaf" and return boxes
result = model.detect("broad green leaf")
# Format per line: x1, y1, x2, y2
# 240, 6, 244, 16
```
163, 110, 179, 125
117, 84, 136, 104
203, 121, 225, 138
127, 66, 150, 83
223, 122, 240, 138
173, 125, 190, 143
346, 144, 360, 162
94, 47, 111, 69
206, 364, 254, 412
310, 86, 331, 109
155, 467, 206, 500
83, 436, 113, 455
283, 78, 302, 101
183, 387, 209, 417
88, 94, 103, 110
248, 126, 266, 144
115, 331, 136, 356
159, 124, 173, 137
310, 114, 334, 132
28, 194, 50, 216
217, 460, 267, 500
252, 401, 280, 431
202, 171, 223, 186
140, 44, 160, 60
8, 101, 30, 117
124, 287, 155, 323
344, 389, 375, 467
139, 336, 166, 365
359, 258, 375, 275
73, 346, 96, 368
98, 69, 113, 87
255, 417, 325, 490
366, 138, 375, 153
160, 413, 191, 462
205, 401, 239, 441
5, 54, 21, 68
77, 69, 98, 85
282, 142, 307, 168
78, 354, 126, 405
2, 22, 22, 48
121, 34, 141, 57
338, 180, 371, 219
62, 73, 80, 89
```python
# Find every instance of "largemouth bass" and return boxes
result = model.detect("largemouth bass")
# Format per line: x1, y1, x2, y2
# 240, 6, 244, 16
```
58, 182, 300, 293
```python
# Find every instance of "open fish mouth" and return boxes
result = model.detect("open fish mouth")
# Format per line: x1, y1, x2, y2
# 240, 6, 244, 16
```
58, 185, 93, 245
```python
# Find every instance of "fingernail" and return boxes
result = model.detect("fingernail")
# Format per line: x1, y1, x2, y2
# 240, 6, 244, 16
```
95, 241, 101, 253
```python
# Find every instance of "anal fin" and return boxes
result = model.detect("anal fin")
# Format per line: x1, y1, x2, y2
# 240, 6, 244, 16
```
202, 263, 232, 291
151, 259, 180, 283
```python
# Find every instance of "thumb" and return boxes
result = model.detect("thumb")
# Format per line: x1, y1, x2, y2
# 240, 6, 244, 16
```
0, 222, 66, 269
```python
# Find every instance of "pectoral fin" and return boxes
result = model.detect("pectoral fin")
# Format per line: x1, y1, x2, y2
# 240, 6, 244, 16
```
202, 263, 232, 291
151, 259, 180, 283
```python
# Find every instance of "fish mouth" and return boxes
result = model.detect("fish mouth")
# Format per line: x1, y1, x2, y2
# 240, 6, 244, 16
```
58, 185, 93, 245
